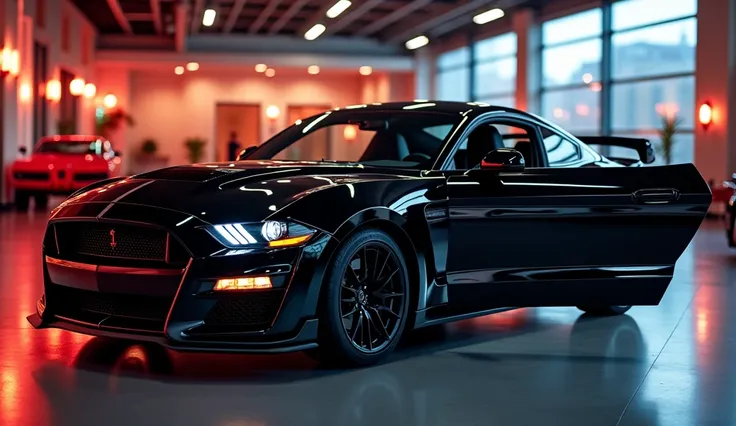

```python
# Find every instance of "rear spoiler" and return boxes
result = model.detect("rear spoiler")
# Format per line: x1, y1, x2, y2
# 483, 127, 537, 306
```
576, 136, 655, 165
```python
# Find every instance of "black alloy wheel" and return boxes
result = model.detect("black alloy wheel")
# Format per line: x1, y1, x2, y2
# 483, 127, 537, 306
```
339, 241, 406, 354
314, 228, 410, 367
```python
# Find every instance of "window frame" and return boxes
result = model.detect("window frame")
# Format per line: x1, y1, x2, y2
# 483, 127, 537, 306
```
439, 112, 546, 171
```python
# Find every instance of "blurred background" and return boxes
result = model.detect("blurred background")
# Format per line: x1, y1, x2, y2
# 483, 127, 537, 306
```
0, 0, 732, 207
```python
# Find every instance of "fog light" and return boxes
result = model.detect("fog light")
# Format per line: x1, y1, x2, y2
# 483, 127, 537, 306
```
214, 276, 272, 291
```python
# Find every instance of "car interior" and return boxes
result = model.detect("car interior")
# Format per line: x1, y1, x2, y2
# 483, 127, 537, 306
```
448, 123, 538, 169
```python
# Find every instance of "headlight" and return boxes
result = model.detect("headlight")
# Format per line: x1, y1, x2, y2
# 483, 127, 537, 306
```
208, 221, 315, 248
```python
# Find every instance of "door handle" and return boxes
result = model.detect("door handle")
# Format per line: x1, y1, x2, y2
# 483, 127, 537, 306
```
632, 188, 680, 204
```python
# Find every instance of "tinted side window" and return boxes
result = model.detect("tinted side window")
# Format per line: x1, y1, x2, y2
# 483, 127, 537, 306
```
543, 133, 583, 167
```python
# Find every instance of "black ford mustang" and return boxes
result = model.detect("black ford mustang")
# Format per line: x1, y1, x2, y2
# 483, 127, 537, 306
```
28, 101, 711, 366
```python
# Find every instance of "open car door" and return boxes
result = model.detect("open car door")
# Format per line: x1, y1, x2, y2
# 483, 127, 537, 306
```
444, 160, 711, 313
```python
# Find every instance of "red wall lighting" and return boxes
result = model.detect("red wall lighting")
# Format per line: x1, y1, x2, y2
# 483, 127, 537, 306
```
699, 102, 713, 129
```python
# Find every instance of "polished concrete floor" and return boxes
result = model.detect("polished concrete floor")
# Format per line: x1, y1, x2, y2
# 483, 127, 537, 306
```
1, 210, 735, 426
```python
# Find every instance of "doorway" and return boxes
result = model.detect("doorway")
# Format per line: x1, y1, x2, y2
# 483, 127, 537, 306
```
215, 103, 261, 162
278, 105, 331, 160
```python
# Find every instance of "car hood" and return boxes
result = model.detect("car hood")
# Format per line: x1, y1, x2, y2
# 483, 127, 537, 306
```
61, 160, 423, 224
13, 153, 108, 171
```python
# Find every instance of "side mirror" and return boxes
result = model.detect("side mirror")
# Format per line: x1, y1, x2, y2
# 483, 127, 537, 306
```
480, 148, 525, 172
18, 146, 27, 156
236, 145, 257, 161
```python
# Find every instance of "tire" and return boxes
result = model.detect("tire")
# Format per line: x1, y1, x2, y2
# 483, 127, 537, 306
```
577, 305, 632, 316
34, 193, 49, 210
14, 190, 29, 211
312, 228, 411, 368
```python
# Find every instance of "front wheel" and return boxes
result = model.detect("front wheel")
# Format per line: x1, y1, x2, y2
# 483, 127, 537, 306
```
577, 305, 632, 316
14, 190, 29, 211
312, 228, 411, 367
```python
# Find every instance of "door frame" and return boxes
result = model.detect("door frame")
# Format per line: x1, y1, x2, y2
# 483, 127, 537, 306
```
213, 102, 261, 162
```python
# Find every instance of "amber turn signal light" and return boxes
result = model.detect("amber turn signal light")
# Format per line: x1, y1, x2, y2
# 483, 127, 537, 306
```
214, 276, 272, 291
268, 234, 312, 247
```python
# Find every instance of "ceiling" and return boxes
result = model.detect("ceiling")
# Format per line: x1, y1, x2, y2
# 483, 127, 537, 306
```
73, 0, 545, 49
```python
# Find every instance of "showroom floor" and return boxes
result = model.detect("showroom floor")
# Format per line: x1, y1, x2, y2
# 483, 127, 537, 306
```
1, 210, 734, 426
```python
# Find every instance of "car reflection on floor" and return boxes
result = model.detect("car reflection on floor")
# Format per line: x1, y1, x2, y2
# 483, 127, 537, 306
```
28, 313, 657, 426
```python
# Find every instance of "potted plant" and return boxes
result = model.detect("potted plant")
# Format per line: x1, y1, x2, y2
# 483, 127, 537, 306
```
132, 138, 169, 174
657, 115, 682, 165
185, 137, 206, 163
96, 107, 135, 139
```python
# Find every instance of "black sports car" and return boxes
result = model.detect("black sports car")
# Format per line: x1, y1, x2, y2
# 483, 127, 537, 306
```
27, 101, 711, 366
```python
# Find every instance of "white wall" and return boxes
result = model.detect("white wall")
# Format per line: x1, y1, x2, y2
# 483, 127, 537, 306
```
126, 70, 365, 167
1, 0, 97, 204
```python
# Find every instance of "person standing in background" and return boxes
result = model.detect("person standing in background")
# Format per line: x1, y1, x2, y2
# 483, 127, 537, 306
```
227, 131, 241, 161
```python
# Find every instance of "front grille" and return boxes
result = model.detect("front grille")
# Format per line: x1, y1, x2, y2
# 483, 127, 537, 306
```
74, 172, 108, 181
49, 284, 172, 332
204, 290, 284, 331
53, 221, 189, 266
14, 171, 49, 180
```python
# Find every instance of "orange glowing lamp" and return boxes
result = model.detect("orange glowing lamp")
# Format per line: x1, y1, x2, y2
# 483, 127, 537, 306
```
699, 102, 713, 129
214, 276, 272, 291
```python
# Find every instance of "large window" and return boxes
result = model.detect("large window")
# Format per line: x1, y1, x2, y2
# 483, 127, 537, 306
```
435, 47, 471, 101
473, 32, 517, 107
609, 0, 697, 165
540, 9, 603, 134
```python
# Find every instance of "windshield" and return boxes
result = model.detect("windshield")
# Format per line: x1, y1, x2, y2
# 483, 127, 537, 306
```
35, 139, 110, 155
246, 110, 462, 168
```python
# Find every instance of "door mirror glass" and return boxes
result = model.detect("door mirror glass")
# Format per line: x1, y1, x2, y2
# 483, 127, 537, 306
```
236, 145, 258, 161
480, 148, 525, 172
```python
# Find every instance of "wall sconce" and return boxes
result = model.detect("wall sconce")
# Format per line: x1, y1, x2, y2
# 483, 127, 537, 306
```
46, 80, 62, 102
69, 78, 85, 96
699, 102, 713, 129
103, 93, 118, 109
83, 83, 96, 99
343, 124, 357, 141
19, 82, 32, 102
1, 48, 19, 77
265, 105, 280, 120
9, 50, 19, 76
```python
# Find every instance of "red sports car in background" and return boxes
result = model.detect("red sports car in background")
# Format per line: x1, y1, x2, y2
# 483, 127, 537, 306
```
8, 135, 121, 210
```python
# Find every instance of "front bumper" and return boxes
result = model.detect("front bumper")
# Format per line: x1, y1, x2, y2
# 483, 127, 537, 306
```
11, 170, 109, 194
28, 204, 336, 353
27, 312, 319, 353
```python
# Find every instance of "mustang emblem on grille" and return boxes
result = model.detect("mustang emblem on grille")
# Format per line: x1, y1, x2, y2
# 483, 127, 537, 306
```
109, 229, 117, 249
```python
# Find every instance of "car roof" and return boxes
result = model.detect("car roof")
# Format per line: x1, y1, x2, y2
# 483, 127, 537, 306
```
38, 135, 107, 143
326, 101, 538, 121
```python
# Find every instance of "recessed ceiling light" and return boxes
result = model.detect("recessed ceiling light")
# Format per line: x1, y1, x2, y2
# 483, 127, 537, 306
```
255, 64, 267, 73
359, 66, 372, 76
473, 8, 504, 25
326, 0, 352, 18
175, 66, 184, 75
308, 65, 320, 75
186, 62, 199, 71
304, 24, 326, 41
405, 35, 429, 50
265, 68, 276, 77
203, 8, 216, 26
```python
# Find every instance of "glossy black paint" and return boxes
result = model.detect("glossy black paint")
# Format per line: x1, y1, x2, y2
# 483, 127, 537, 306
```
28, 102, 712, 352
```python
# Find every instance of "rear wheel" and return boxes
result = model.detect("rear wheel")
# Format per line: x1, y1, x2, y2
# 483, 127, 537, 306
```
577, 305, 632, 316
312, 228, 410, 367
14, 190, 29, 211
